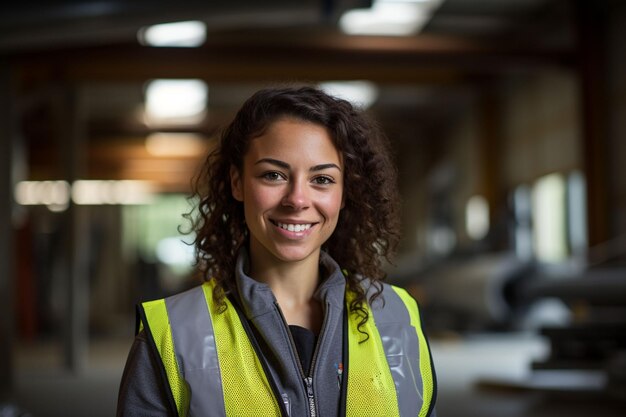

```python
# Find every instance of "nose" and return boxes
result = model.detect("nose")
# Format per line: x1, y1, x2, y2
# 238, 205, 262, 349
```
281, 179, 310, 210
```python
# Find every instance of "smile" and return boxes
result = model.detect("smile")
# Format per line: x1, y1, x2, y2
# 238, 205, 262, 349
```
275, 222, 313, 232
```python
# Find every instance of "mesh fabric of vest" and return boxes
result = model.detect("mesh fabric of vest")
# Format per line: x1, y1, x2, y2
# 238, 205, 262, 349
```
202, 282, 282, 416
345, 291, 400, 417
142, 299, 191, 417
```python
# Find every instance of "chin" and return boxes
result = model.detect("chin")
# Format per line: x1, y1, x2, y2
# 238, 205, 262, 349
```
272, 247, 319, 263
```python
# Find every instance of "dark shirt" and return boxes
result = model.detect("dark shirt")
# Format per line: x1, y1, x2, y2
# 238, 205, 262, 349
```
288, 325, 317, 376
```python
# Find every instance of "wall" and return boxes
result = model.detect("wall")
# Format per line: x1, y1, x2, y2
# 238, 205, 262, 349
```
414, 68, 582, 257
500, 70, 582, 187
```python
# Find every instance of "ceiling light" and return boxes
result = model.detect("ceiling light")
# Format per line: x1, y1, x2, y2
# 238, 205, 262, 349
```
466, 195, 490, 240
14, 180, 71, 212
72, 180, 156, 205
339, 0, 444, 36
138, 20, 207, 47
318, 80, 379, 109
144, 79, 208, 125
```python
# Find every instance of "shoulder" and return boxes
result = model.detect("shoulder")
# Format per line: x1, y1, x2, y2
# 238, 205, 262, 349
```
357, 277, 414, 305
138, 282, 215, 335
117, 331, 175, 416
141, 282, 213, 310
362, 280, 422, 325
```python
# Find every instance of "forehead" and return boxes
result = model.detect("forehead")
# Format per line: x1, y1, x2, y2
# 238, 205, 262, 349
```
245, 118, 342, 164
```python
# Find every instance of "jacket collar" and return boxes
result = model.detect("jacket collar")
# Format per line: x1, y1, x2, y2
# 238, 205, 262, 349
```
234, 247, 346, 320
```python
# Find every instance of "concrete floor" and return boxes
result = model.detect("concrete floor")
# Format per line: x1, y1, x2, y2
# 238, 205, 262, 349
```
11, 338, 129, 417
431, 332, 625, 417
6, 332, 626, 417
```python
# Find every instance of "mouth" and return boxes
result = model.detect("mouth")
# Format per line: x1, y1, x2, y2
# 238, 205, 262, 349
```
270, 219, 316, 233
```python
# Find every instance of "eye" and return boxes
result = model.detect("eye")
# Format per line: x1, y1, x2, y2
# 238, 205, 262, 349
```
262, 171, 285, 182
312, 175, 335, 185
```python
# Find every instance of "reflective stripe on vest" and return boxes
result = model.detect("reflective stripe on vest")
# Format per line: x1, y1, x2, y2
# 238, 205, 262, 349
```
379, 286, 435, 417
139, 280, 435, 417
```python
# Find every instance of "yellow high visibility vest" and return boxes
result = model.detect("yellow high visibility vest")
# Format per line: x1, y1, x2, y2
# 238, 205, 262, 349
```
140, 279, 436, 417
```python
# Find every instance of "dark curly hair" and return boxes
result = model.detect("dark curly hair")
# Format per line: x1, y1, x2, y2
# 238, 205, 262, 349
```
187, 85, 401, 331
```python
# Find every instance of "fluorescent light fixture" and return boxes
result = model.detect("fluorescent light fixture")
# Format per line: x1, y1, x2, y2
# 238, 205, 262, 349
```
14, 180, 71, 212
145, 132, 207, 157
138, 20, 207, 47
339, 0, 444, 36
144, 79, 208, 125
72, 180, 156, 205
466, 195, 489, 240
318, 80, 379, 109
15, 180, 156, 207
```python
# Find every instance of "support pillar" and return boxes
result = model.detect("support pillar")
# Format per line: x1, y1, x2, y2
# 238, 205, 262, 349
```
576, 1, 610, 250
59, 84, 89, 373
0, 60, 15, 402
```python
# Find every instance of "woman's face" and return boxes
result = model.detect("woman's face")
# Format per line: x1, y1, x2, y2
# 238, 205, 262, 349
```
231, 117, 344, 269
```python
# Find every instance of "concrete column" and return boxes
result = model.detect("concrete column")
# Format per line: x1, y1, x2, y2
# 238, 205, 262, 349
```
60, 84, 89, 372
0, 60, 15, 401
477, 84, 506, 250
575, 1, 610, 249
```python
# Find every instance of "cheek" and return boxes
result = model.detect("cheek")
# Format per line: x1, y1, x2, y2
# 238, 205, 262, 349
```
321, 190, 344, 218
244, 181, 277, 212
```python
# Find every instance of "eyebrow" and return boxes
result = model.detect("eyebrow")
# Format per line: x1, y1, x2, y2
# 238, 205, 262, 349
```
255, 158, 342, 172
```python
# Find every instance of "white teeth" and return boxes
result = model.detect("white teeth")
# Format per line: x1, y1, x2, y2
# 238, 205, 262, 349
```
277, 222, 312, 232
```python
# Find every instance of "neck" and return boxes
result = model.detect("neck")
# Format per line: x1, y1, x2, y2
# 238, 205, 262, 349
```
248, 251, 320, 307
246, 243, 324, 332
250, 242, 320, 307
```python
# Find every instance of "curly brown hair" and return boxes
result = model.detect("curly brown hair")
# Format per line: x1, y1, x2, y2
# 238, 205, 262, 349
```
187, 85, 401, 329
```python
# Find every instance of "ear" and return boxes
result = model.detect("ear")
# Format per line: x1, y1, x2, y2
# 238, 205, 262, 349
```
230, 165, 244, 202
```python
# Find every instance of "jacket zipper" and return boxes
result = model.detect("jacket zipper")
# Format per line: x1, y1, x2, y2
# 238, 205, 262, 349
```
304, 301, 329, 417
274, 301, 330, 417
306, 301, 329, 379
304, 376, 316, 417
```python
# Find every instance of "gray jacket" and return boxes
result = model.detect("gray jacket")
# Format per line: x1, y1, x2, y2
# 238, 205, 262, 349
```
116, 249, 437, 416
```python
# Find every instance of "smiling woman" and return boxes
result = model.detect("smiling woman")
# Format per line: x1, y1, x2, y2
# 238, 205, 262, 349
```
231, 119, 344, 281
117, 85, 438, 417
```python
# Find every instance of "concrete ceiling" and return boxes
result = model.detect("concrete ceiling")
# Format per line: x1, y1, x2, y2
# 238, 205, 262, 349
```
4, 0, 577, 191
0, 0, 572, 52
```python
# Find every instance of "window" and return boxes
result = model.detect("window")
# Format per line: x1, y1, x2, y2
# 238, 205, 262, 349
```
531, 173, 567, 263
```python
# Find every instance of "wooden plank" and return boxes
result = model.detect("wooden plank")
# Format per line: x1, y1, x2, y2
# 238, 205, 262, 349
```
11, 32, 575, 84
